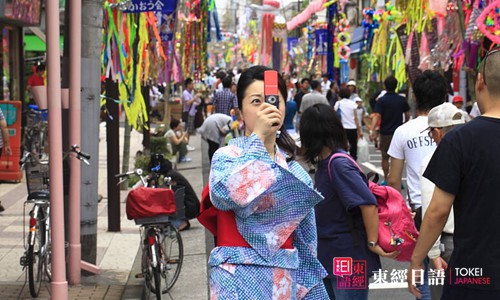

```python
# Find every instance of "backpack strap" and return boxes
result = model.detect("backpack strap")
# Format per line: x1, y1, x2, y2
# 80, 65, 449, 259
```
327, 152, 363, 181
327, 152, 364, 247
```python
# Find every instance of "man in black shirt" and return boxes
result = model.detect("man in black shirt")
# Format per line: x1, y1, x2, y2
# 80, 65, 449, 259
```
408, 47, 500, 299
370, 75, 409, 182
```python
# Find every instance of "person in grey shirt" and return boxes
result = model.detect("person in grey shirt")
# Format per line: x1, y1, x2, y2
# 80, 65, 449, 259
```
299, 80, 329, 114
197, 113, 232, 161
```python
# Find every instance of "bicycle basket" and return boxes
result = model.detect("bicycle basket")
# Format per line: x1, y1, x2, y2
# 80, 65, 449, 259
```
126, 187, 176, 220
24, 158, 50, 194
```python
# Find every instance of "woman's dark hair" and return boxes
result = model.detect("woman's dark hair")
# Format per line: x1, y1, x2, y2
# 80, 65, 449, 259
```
413, 70, 447, 112
170, 118, 180, 129
299, 104, 348, 165
236, 65, 297, 160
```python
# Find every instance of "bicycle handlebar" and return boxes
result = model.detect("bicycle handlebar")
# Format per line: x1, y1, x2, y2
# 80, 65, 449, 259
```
115, 169, 146, 186
19, 152, 31, 166
115, 169, 143, 179
114, 169, 172, 189
19, 144, 91, 167
68, 144, 91, 165
77, 150, 91, 160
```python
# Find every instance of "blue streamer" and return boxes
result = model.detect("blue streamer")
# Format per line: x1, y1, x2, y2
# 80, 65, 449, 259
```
208, 2, 222, 42
326, 3, 337, 82
340, 60, 349, 84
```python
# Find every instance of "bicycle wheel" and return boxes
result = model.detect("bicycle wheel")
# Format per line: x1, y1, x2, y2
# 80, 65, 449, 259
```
152, 244, 162, 299
28, 214, 45, 297
160, 223, 183, 293
142, 228, 162, 299
44, 220, 51, 280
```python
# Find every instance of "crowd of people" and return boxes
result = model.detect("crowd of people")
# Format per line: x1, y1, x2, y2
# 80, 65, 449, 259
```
140, 49, 500, 299
195, 47, 500, 300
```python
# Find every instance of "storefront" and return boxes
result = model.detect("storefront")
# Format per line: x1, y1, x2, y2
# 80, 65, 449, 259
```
0, 0, 43, 180
0, 0, 43, 101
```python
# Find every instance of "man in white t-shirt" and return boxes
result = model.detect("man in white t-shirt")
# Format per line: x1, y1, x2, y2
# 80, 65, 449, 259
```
334, 87, 362, 160
388, 70, 449, 300
387, 70, 448, 220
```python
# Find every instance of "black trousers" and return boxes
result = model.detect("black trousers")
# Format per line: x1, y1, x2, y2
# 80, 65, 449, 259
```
207, 139, 220, 162
345, 129, 358, 161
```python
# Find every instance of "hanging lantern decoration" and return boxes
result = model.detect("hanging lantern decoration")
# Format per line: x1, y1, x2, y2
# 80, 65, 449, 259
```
272, 16, 287, 71
338, 44, 351, 60
338, 31, 351, 45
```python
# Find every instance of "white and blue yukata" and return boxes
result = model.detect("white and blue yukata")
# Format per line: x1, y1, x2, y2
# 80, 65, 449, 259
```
209, 133, 328, 299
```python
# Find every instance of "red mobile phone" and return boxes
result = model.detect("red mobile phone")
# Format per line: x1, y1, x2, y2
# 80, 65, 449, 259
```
264, 70, 279, 109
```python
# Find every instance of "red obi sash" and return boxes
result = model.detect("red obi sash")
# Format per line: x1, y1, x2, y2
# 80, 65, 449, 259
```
198, 184, 294, 249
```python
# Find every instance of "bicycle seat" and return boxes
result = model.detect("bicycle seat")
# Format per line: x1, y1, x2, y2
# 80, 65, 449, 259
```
28, 191, 50, 201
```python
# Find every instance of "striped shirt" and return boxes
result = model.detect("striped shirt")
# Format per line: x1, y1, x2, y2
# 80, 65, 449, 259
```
212, 88, 238, 116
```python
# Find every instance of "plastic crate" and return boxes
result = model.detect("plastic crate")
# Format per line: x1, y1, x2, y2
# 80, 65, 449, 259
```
24, 158, 50, 194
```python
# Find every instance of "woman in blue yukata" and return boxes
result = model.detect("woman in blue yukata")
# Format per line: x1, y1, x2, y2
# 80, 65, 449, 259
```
208, 66, 329, 299
299, 103, 398, 300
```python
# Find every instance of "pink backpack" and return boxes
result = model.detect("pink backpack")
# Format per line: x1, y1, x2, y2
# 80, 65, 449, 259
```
328, 153, 419, 261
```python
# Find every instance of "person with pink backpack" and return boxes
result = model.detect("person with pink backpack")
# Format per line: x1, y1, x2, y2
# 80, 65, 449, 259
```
299, 104, 399, 300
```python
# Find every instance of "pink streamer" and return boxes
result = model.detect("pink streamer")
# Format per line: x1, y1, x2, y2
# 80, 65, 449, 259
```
261, 14, 275, 66
286, 0, 327, 31
418, 32, 430, 70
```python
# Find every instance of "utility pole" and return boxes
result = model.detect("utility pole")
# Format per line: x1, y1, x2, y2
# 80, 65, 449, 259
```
80, 0, 104, 264
106, 78, 120, 231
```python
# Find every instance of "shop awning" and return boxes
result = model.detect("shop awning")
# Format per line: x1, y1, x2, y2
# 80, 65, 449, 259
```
24, 35, 64, 52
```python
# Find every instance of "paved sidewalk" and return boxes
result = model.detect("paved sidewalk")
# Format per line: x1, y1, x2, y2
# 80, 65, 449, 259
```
0, 124, 209, 299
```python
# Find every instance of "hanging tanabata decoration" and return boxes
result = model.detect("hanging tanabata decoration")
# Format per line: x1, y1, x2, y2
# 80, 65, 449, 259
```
102, 1, 169, 130
476, 0, 500, 44
272, 15, 287, 72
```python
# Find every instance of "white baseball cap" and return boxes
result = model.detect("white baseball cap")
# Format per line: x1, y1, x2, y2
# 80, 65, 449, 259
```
426, 103, 466, 130
347, 80, 356, 86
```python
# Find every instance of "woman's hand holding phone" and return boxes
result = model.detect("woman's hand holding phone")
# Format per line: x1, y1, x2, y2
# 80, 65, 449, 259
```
253, 103, 282, 154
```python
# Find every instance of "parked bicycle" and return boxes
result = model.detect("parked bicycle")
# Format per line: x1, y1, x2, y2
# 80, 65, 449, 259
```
23, 105, 49, 155
116, 167, 184, 299
19, 145, 90, 298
